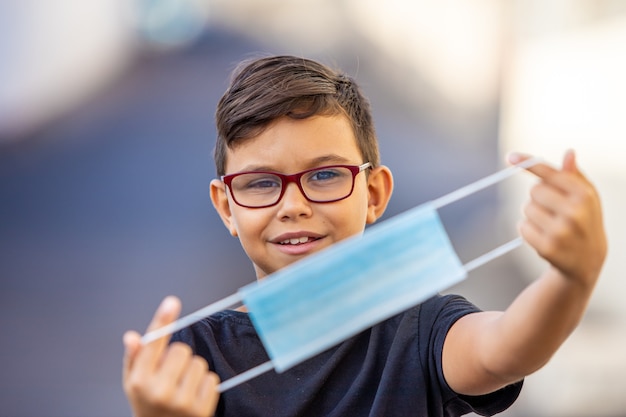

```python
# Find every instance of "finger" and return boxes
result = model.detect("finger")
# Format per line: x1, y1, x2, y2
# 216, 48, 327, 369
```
155, 342, 193, 385
529, 182, 568, 215
509, 154, 556, 177
145, 296, 181, 333
523, 200, 554, 234
122, 330, 142, 382
559, 149, 588, 185
507, 151, 533, 165
197, 372, 221, 417
508, 151, 586, 194
518, 218, 547, 256
562, 149, 578, 174
174, 355, 209, 407
508, 151, 560, 180
134, 296, 182, 373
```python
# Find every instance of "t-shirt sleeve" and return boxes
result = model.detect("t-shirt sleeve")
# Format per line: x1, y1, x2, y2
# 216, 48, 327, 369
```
422, 294, 523, 416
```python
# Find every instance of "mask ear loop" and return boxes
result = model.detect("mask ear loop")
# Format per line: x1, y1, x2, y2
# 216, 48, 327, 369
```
141, 157, 542, 393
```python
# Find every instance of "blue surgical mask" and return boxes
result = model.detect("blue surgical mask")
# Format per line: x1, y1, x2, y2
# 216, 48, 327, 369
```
241, 202, 464, 373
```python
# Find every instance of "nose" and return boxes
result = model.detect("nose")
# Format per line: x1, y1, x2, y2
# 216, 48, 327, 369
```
276, 181, 313, 219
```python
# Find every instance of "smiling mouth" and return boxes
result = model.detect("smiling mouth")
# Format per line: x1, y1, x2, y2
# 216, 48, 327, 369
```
279, 237, 317, 245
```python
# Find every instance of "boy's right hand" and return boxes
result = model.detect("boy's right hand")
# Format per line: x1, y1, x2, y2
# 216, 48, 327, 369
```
123, 296, 220, 417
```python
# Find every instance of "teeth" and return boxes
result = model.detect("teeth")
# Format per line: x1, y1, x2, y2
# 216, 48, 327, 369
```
281, 237, 311, 245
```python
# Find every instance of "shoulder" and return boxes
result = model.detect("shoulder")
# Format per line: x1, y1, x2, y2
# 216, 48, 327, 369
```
171, 310, 258, 348
409, 294, 481, 352
415, 293, 481, 329
372, 294, 480, 343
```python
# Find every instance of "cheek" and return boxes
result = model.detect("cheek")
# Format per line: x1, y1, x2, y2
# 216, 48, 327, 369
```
352, 184, 370, 213
330, 194, 369, 233
231, 215, 262, 258
231, 208, 270, 242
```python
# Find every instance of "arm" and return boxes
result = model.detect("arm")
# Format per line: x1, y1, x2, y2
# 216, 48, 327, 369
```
443, 150, 607, 395
123, 296, 221, 417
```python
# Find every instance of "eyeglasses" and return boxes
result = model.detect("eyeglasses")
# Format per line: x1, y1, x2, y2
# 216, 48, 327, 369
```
222, 162, 372, 208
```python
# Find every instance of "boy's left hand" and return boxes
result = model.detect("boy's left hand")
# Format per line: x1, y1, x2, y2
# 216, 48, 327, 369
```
509, 150, 607, 288
443, 150, 607, 396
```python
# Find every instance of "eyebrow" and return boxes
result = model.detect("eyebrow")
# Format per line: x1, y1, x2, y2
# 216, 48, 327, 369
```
237, 154, 353, 173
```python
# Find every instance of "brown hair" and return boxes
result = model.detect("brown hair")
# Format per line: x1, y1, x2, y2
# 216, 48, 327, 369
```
214, 55, 380, 176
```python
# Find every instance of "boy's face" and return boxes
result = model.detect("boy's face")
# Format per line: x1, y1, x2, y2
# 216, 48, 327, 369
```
211, 114, 393, 279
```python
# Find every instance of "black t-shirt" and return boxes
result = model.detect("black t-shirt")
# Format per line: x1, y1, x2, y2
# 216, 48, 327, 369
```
172, 294, 522, 417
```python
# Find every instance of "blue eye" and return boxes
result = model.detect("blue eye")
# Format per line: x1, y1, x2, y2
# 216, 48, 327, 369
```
247, 178, 281, 189
233, 174, 282, 194
310, 169, 341, 181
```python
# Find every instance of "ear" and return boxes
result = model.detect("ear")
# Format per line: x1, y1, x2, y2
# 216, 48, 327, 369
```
210, 179, 238, 237
366, 165, 394, 224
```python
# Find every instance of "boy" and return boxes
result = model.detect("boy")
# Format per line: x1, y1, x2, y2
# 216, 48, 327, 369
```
123, 55, 607, 417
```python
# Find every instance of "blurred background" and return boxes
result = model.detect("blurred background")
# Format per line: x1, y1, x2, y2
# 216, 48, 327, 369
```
1, 1, 625, 416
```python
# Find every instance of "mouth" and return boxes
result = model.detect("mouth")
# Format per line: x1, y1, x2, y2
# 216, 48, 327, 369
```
278, 236, 319, 245
272, 233, 324, 256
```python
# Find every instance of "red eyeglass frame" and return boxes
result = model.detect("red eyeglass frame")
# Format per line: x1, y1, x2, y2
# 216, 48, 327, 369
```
221, 162, 372, 208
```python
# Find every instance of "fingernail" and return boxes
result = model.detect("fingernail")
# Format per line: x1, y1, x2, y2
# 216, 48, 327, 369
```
159, 296, 177, 313
123, 331, 131, 346
123, 331, 136, 348
507, 152, 521, 163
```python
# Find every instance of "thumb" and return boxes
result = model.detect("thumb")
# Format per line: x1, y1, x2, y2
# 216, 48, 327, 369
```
127, 296, 182, 376
562, 149, 578, 173
122, 330, 142, 381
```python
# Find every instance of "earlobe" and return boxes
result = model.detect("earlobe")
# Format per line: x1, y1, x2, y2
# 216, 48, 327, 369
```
210, 179, 238, 237
366, 165, 394, 224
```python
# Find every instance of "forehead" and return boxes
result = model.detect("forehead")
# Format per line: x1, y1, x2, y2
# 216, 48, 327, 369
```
224, 115, 363, 174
